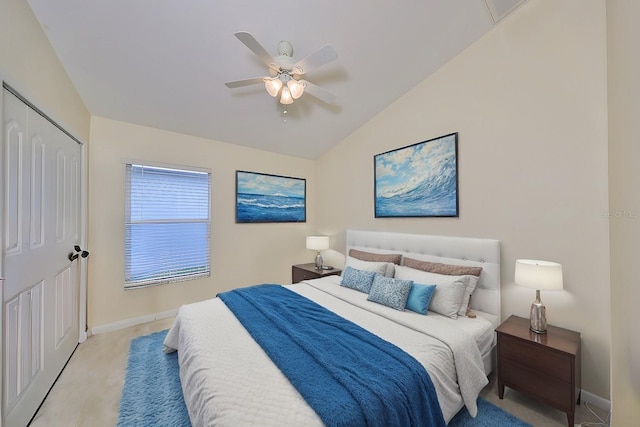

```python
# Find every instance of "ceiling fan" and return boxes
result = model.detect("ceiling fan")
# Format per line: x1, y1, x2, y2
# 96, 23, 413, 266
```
225, 32, 338, 106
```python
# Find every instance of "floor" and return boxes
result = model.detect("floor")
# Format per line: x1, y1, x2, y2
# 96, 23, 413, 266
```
29, 318, 610, 427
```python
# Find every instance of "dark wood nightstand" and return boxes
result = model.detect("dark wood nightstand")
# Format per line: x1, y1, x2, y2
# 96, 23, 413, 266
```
496, 315, 581, 427
292, 263, 341, 283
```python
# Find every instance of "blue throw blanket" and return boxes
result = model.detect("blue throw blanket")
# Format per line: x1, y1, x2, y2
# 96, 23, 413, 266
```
218, 284, 446, 427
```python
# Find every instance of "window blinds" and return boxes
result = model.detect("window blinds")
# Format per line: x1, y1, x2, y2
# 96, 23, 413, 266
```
125, 163, 210, 288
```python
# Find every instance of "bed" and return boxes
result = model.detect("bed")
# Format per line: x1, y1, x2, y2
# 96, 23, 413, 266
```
164, 229, 501, 426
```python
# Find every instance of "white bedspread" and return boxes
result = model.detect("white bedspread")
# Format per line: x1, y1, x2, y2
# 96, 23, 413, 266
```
164, 279, 489, 426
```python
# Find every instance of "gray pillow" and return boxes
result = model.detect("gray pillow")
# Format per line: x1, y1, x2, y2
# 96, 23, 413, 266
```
401, 257, 482, 276
349, 249, 402, 265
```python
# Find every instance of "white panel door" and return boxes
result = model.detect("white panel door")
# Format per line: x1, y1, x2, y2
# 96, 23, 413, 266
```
2, 89, 82, 427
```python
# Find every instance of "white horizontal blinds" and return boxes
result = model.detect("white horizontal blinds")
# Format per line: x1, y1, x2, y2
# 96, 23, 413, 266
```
125, 163, 211, 288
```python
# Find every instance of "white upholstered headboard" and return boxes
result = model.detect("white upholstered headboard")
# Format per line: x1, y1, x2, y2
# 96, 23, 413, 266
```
346, 230, 501, 318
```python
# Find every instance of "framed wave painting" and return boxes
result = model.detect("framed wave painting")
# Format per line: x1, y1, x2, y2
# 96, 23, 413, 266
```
236, 171, 306, 223
374, 133, 459, 218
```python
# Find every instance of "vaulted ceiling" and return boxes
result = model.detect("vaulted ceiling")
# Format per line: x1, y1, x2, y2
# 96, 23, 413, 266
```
27, 0, 526, 159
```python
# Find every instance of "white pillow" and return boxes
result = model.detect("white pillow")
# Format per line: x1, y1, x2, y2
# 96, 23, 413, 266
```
394, 265, 467, 319
345, 256, 394, 277
458, 275, 480, 317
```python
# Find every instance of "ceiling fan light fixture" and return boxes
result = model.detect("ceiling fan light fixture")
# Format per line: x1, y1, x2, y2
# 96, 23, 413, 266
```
227, 32, 337, 108
280, 85, 294, 105
264, 77, 282, 97
287, 79, 306, 100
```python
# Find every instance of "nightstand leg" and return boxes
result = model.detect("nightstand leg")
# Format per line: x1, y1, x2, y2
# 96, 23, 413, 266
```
567, 411, 574, 427
498, 381, 504, 399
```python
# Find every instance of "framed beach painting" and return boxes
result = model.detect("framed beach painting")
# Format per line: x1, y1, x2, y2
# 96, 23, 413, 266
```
236, 171, 306, 223
374, 133, 459, 218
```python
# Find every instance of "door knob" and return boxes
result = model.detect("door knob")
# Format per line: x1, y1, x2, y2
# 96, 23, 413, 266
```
69, 246, 90, 261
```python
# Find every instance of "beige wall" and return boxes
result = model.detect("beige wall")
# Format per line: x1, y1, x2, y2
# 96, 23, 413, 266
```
0, 0, 90, 141
87, 117, 316, 328
607, 0, 640, 423
317, 0, 611, 400
2, 0, 620, 410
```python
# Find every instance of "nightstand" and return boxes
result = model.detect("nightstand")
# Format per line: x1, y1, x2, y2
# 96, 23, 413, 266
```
292, 263, 341, 283
496, 315, 581, 427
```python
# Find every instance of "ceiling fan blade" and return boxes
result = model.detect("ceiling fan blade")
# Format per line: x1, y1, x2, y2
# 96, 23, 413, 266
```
292, 45, 338, 75
225, 77, 266, 88
301, 80, 336, 104
234, 31, 275, 69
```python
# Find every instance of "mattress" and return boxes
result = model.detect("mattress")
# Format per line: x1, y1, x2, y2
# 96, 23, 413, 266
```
305, 275, 497, 359
164, 279, 489, 426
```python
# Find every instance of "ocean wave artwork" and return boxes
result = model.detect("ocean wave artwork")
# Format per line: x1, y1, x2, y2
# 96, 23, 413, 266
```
374, 133, 458, 217
236, 171, 306, 222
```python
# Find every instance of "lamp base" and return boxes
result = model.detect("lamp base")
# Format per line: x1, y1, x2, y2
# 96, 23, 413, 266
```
529, 289, 547, 334
314, 252, 324, 270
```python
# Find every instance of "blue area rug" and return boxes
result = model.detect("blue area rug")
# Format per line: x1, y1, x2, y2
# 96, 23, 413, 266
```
118, 329, 532, 427
117, 330, 189, 426
448, 398, 532, 426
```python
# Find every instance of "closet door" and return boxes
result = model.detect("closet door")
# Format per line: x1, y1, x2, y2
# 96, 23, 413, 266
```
2, 89, 82, 427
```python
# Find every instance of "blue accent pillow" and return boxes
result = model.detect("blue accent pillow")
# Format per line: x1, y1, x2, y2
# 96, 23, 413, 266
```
367, 275, 413, 311
340, 266, 377, 293
405, 283, 437, 315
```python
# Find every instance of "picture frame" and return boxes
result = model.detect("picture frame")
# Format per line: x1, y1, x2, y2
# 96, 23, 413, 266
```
236, 170, 306, 223
374, 132, 459, 218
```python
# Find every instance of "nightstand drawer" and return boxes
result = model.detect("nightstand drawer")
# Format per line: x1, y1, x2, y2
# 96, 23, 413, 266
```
500, 335, 572, 382
294, 269, 320, 282
291, 264, 342, 283
500, 359, 573, 410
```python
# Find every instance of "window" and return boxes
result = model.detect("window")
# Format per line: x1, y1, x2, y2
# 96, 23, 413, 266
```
125, 163, 210, 288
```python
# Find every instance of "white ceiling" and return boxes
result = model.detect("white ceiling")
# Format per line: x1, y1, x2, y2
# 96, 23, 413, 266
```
26, 0, 526, 159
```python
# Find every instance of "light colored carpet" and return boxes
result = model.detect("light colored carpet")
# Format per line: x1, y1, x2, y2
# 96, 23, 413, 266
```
29, 317, 609, 427
29, 318, 174, 427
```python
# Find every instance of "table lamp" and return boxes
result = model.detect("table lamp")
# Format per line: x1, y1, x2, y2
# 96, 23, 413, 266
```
306, 236, 329, 269
514, 259, 563, 334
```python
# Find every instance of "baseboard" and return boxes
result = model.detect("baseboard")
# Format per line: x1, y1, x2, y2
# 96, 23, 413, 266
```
89, 309, 177, 336
580, 389, 611, 412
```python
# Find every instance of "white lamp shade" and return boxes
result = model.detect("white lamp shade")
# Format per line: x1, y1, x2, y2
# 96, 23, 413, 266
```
264, 78, 282, 97
280, 85, 293, 104
287, 79, 306, 99
515, 259, 563, 291
306, 236, 329, 251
